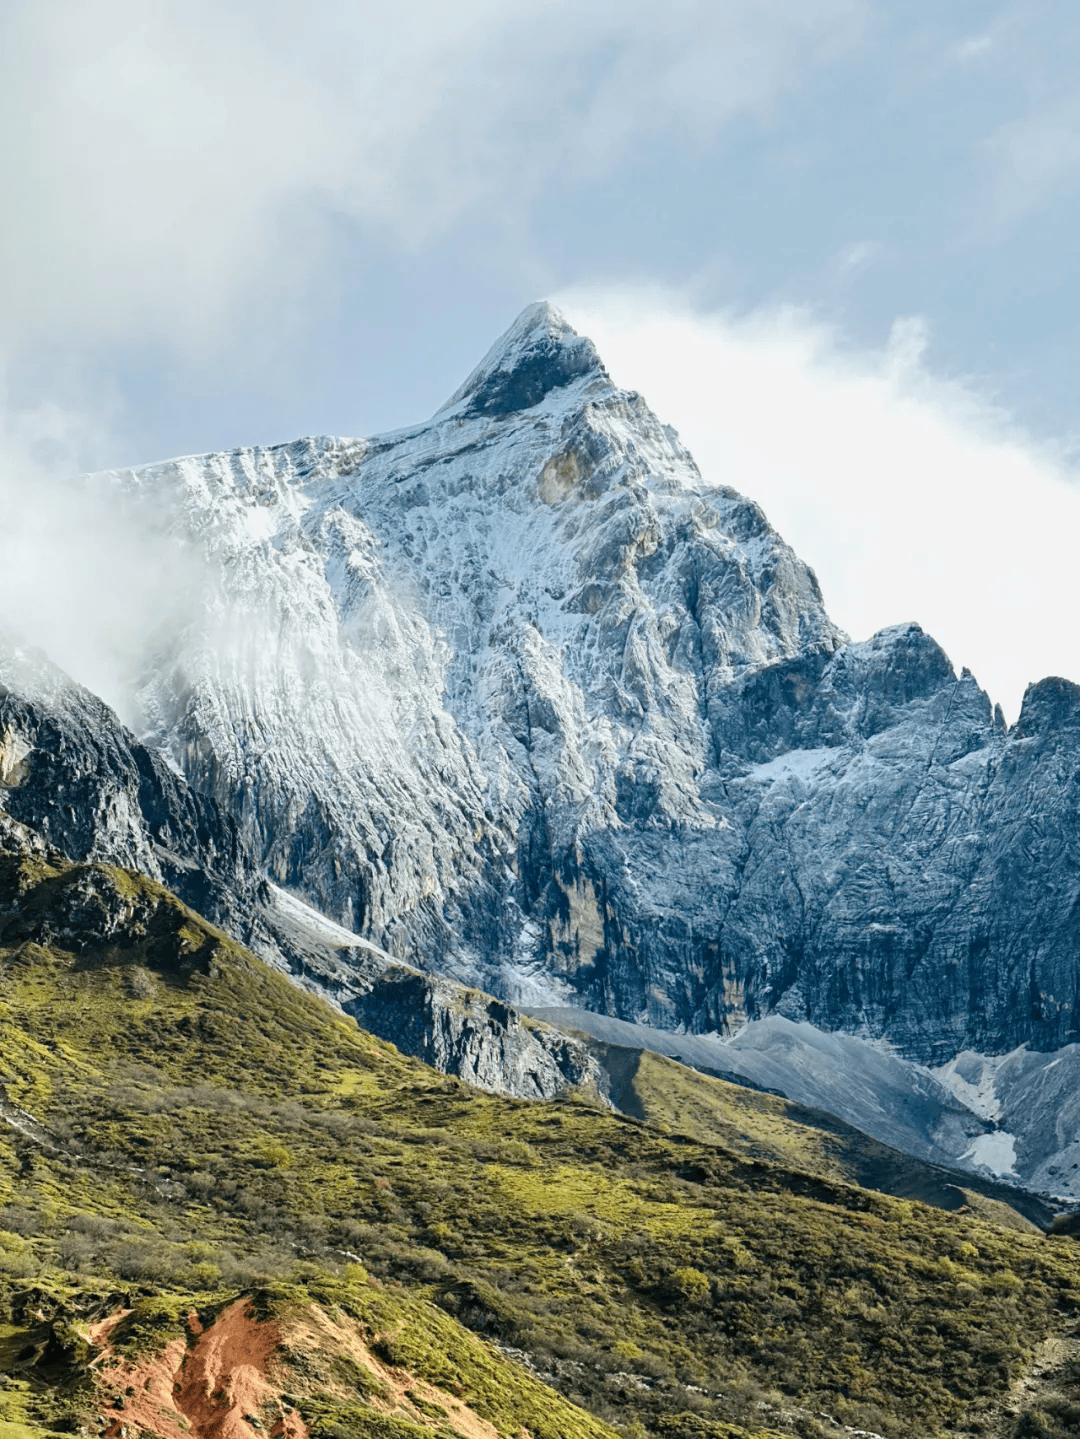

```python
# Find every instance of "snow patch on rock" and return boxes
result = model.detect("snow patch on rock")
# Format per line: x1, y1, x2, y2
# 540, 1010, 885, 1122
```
962, 1131, 1018, 1178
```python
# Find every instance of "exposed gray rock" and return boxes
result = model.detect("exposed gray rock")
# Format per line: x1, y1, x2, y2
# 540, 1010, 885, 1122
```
0, 642, 260, 940
259, 883, 604, 1100
703, 651, 1080, 1063
88, 303, 1080, 1072
526, 1006, 990, 1171
0, 644, 600, 1101
345, 969, 602, 1100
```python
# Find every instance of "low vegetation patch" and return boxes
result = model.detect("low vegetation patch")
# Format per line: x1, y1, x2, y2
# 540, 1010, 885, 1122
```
0, 854, 1076, 1437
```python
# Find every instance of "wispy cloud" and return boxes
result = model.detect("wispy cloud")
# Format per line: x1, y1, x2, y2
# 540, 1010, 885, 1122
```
0, 0, 869, 710
0, 421, 204, 721
834, 240, 885, 275
0, 0, 868, 357
983, 95, 1080, 228
557, 286, 1080, 720
951, 33, 994, 65
954, 4, 1080, 232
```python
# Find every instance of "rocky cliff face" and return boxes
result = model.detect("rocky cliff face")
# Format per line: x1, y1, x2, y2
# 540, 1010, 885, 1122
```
0, 644, 259, 939
342, 967, 602, 1101
691, 645, 1080, 1063
93, 303, 1080, 1066
0, 644, 599, 1102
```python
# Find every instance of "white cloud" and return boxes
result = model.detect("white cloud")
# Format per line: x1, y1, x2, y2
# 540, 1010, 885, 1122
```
0, 0, 867, 354
0, 1, 867, 713
0, 417, 205, 722
557, 287, 1080, 720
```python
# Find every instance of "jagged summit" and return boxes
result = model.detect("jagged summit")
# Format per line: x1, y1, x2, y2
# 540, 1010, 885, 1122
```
73, 304, 1080, 1078
103, 323, 837, 1028
1015, 674, 1080, 737
437, 300, 607, 418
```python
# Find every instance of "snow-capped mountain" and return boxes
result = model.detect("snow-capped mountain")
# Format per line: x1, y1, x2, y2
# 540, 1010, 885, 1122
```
93, 302, 1080, 1073
104, 304, 834, 1001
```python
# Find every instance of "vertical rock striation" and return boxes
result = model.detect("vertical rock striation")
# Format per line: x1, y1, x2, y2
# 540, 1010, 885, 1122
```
0, 642, 601, 1101
81, 302, 1080, 1065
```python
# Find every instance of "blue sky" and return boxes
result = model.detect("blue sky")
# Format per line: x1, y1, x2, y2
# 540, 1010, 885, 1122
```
3, 1, 1080, 715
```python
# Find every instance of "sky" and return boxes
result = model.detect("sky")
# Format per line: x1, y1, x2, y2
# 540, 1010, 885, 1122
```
3, 0, 1080, 718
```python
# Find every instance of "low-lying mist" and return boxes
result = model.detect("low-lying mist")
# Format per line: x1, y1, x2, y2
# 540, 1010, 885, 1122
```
0, 425, 205, 728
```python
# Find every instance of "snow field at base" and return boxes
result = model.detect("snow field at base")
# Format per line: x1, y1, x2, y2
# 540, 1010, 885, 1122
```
266, 881, 393, 960
962, 1132, 1019, 1178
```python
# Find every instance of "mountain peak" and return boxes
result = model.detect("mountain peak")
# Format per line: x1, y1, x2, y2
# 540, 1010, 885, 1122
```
438, 301, 607, 418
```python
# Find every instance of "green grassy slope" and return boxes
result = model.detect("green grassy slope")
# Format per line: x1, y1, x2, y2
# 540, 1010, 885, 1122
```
599, 1044, 1053, 1231
0, 847, 1078, 1438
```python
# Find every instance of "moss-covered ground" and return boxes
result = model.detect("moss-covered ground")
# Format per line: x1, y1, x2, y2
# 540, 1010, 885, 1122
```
0, 850, 1078, 1438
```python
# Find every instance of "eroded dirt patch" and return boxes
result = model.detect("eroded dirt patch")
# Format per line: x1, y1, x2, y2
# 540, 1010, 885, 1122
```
90, 1299, 305, 1439
84, 1295, 500, 1439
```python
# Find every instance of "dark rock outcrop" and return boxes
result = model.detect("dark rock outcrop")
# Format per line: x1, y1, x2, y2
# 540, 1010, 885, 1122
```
0, 646, 259, 940
0, 648, 601, 1102
262, 886, 604, 1100
341, 968, 601, 1099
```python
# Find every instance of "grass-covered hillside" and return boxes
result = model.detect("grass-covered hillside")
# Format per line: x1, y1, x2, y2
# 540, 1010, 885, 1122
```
597, 1044, 1053, 1232
0, 839, 1079, 1439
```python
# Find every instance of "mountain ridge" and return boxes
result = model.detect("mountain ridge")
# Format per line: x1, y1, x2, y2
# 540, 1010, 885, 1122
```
1, 303, 1080, 1435
0, 643, 604, 1104
7, 302, 1080, 1195
86, 303, 1080, 1072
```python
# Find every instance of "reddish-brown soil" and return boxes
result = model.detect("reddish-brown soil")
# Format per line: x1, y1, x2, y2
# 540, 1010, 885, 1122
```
82, 1295, 499, 1439
89, 1299, 307, 1439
